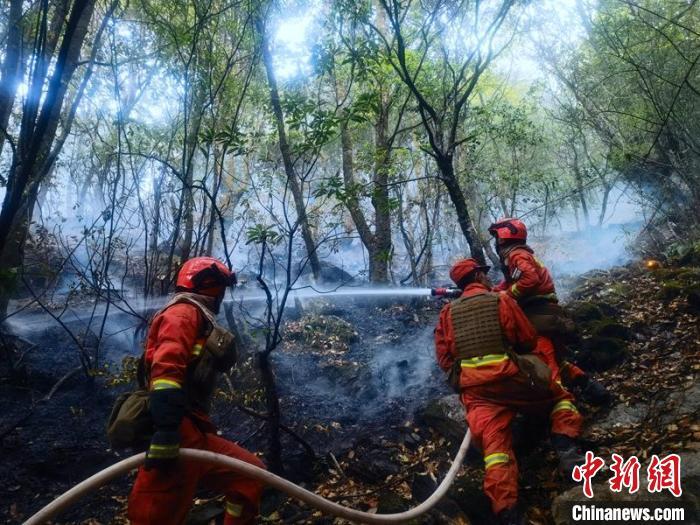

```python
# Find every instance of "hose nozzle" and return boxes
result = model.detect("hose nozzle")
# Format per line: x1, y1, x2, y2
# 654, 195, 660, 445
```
430, 287, 462, 299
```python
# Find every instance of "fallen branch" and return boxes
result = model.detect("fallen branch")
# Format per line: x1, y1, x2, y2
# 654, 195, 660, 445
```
234, 403, 317, 460
0, 365, 85, 442
223, 374, 316, 459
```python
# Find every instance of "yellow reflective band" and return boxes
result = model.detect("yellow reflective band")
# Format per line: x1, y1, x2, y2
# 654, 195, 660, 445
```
192, 343, 203, 356
152, 378, 181, 390
484, 452, 510, 469
510, 284, 521, 297
147, 450, 178, 459
534, 257, 545, 268
551, 400, 578, 415
225, 502, 244, 517
461, 354, 510, 368
147, 444, 179, 458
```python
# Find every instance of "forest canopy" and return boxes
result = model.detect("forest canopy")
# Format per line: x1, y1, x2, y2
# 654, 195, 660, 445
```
0, 0, 698, 308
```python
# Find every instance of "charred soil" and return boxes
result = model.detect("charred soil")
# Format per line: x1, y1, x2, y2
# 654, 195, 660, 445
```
0, 261, 698, 524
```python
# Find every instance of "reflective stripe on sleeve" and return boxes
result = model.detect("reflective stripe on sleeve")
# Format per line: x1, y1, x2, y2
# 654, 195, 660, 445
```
551, 400, 579, 415
192, 343, 203, 356
484, 452, 510, 469
152, 378, 181, 390
510, 284, 520, 297
460, 354, 510, 368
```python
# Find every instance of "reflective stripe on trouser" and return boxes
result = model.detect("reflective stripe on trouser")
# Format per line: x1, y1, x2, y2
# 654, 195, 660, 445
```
484, 452, 510, 469
152, 378, 181, 390
147, 443, 178, 459
226, 501, 243, 517
551, 399, 578, 415
461, 366, 583, 514
461, 354, 509, 368
464, 402, 518, 515
550, 396, 583, 439
128, 417, 266, 525
224, 499, 255, 525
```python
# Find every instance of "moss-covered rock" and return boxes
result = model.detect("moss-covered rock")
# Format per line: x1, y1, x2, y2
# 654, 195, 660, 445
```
569, 302, 604, 323
652, 267, 683, 281
585, 336, 627, 370
687, 286, 700, 312
653, 266, 700, 285
589, 318, 631, 340
659, 280, 685, 300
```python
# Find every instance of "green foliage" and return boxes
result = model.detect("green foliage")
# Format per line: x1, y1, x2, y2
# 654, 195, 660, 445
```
314, 175, 347, 202
246, 224, 281, 245
280, 92, 340, 155
564, 0, 700, 217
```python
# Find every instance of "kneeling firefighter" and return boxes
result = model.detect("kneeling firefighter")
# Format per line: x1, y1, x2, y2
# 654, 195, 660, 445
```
488, 218, 610, 405
127, 257, 266, 525
435, 259, 583, 525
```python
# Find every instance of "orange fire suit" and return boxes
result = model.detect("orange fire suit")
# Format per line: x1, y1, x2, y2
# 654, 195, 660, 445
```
495, 245, 586, 382
435, 283, 582, 515
128, 302, 265, 525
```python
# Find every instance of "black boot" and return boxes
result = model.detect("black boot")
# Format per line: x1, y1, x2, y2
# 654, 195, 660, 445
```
497, 505, 525, 525
551, 434, 583, 481
575, 375, 612, 406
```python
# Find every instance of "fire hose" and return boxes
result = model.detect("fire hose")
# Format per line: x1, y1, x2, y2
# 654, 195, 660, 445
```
24, 430, 471, 525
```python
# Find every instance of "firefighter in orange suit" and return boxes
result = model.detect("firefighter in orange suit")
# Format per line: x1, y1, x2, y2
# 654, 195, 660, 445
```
435, 259, 583, 525
489, 218, 610, 405
128, 257, 265, 525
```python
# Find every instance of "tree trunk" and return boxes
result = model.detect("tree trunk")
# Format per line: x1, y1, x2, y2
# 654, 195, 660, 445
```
258, 352, 283, 473
340, 117, 392, 284
436, 155, 487, 264
0, 0, 96, 317
598, 183, 612, 227
180, 88, 205, 261
205, 152, 220, 256
370, 94, 392, 283
572, 147, 590, 227
258, 18, 320, 281
0, 0, 23, 158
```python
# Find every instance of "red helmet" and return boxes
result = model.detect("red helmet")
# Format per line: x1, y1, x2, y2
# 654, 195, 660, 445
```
449, 258, 490, 288
176, 257, 236, 297
488, 218, 527, 241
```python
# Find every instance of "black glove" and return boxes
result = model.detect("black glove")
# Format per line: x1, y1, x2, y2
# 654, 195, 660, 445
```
145, 429, 180, 471
145, 386, 186, 471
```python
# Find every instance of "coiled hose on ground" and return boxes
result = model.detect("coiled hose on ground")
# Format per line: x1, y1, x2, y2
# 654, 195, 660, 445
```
23, 430, 471, 525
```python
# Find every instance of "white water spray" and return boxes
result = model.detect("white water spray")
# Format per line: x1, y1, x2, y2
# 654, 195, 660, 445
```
3, 287, 435, 338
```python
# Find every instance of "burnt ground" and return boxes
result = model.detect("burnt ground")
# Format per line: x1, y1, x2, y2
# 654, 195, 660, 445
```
1, 261, 699, 524
0, 294, 448, 524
